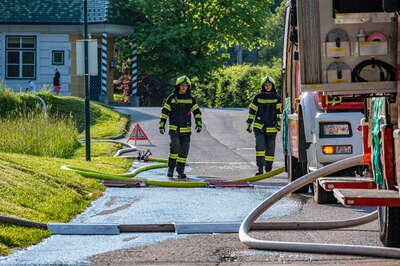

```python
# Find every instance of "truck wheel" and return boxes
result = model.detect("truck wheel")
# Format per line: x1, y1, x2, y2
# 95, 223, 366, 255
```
313, 180, 337, 204
288, 155, 309, 193
379, 206, 400, 247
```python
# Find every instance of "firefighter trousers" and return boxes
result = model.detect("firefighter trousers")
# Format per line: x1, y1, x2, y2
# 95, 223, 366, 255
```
255, 132, 276, 172
168, 133, 191, 174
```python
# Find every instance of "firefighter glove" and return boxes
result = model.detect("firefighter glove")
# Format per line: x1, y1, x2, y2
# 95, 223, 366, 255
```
276, 120, 281, 131
159, 125, 165, 135
246, 123, 252, 133
195, 124, 202, 133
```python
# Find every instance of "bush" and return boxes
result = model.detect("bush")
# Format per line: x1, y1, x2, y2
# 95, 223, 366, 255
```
193, 59, 282, 107
0, 89, 21, 116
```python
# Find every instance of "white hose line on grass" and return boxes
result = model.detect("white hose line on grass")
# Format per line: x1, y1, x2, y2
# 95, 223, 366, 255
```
35, 96, 47, 117
78, 139, 135, 148
77, 138, 136, 157
239, 155, 400, 259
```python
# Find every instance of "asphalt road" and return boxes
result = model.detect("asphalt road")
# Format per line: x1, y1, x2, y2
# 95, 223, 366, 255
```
89, 107, 400, 265
118, 107, 286, 181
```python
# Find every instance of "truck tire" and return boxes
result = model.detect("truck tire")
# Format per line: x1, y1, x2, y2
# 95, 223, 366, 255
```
313, 180, 337, 204
379, 205, 400, 247
288, 155, 309, 193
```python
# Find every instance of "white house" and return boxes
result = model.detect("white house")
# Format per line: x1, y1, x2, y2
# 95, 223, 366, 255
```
0, 0, 135, 103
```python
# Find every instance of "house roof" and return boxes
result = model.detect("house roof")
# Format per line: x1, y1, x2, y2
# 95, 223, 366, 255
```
0, 0, 134, 25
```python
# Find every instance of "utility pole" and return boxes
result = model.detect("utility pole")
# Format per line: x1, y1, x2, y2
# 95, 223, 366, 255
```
84, 0, 91, 161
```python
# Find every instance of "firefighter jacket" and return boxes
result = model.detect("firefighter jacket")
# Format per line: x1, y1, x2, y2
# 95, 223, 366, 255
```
247, 91, 282, 134
160, 92, 202, 135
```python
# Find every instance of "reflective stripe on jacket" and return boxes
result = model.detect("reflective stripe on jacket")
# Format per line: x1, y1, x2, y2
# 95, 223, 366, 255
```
247, 91, 282, 134
160, 92, 202, 135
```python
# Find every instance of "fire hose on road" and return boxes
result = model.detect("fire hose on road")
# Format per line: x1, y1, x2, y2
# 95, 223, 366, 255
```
3, 148, 399, 258
239, 154, 400, 259
62, 163, 285, 188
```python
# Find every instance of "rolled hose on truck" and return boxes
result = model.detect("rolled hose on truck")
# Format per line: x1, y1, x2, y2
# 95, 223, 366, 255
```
239, 154, 400, 259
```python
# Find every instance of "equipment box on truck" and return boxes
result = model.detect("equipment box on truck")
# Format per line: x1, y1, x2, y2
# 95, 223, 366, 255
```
283, 0, 400, 247
281, 0, 385, 199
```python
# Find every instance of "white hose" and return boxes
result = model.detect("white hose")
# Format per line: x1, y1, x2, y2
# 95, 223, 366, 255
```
239, 154, 400, 259
35, 96, 47, 117
77, 139, 136, 157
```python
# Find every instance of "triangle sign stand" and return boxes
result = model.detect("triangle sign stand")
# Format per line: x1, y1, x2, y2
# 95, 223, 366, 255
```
128, 123, 152, 145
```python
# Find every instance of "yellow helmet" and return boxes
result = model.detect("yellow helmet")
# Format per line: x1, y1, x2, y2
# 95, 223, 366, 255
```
261, 76, 276, 87
175, 75, 191, 87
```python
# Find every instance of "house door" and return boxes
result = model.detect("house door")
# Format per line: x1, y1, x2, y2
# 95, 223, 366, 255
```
89, 48, 102, 101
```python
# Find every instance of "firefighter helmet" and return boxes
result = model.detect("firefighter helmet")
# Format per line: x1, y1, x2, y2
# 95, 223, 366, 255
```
175, 75, 191, 87
261, 76, 276, 87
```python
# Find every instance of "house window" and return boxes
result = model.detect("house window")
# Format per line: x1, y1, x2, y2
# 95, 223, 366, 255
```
52, 50, 64, 65
6, 36, 36, 79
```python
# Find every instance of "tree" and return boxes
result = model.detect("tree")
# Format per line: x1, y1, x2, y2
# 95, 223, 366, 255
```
259, 0, 285, 64
117, 0, 274, 85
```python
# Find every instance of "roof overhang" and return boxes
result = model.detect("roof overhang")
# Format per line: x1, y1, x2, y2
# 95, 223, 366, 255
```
0, 23, 133, 36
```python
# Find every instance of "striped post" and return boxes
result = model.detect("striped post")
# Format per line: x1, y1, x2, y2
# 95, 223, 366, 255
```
100, 32, 108, 103
131, 41, 139, 106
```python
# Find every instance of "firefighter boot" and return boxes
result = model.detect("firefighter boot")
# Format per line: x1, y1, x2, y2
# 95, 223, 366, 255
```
256, 167, 264, 176
265, 162, 272, 173
177, 172, 187, 180
167, 167, 174, 178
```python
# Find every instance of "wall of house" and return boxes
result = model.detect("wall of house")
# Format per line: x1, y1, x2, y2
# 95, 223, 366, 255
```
38, 34, 71, 95
69, 34, 85, 98
0, 33, 72, 94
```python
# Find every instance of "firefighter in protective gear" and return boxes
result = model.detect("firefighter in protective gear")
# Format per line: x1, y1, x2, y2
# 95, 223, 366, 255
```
159, 75, 202, 179
246, 76, 282, 175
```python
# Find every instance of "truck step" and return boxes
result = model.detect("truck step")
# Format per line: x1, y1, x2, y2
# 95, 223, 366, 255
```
318, 177, 376, 191
333, 188, 400, 206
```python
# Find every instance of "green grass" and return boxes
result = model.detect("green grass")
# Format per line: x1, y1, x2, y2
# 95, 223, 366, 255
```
0, 90, 132, 256
0, 150, 131, 256
35, 92, 129, 139
0, 90, 129, 139
73, 142, 123, 158
0, 243, 10, 256
0, 112, 80, 158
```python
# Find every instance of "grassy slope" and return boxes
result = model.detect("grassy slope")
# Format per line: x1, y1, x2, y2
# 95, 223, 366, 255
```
43, 95, 129, 139
0, 143, 131, 256
0, 90, 129, 140
0, 113, 80, 158
0, 93, 131, 255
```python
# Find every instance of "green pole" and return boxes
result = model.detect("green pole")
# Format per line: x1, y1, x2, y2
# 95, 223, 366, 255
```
84, 0, 91, 161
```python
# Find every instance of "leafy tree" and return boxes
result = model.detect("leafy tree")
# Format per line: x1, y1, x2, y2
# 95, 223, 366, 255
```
115, 0, 274, 104
259, 0, 285, 64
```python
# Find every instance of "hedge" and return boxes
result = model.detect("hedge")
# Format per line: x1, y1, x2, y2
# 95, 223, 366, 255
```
192, 59, 282, 108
